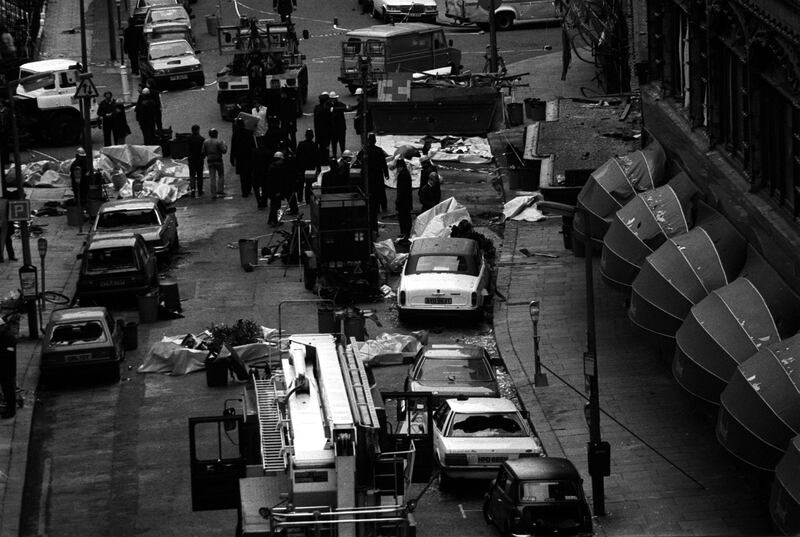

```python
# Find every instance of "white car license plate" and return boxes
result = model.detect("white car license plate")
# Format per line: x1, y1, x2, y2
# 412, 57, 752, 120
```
99, 279, 125, 287
425, 297, 452, 305
170, 74, 188, 81
474, 455, 507, 464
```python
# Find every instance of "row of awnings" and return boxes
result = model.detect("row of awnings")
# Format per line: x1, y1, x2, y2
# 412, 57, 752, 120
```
571, 140, 800, 536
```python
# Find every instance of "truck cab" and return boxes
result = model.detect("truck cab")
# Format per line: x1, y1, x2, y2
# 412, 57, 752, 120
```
15, 59, 98, 145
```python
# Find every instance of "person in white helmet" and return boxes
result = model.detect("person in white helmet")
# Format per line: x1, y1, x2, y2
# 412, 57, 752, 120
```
329, 92, 347, 158
266, 151, 290, 226
351, 87, 373, 136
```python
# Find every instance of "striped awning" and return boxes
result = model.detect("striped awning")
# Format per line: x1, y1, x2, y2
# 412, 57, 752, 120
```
600, 172, 698, 287
717, 334, 800, 471
628, 204, 747, 338
770, 435, 800, 536
573, 140, 666, 248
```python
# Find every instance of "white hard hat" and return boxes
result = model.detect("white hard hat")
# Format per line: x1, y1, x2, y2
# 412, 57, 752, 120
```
354, 87, 364, 95
329, 92, 339, 99
141, 87, 150, 95
274, 151, 284, 159
76, 147, 86, 156
342, 149, 354, 159
320, 91, 329, 96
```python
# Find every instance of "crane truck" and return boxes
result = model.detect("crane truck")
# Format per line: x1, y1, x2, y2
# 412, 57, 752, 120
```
189, 333, 434, 537
215, 17, 309, 121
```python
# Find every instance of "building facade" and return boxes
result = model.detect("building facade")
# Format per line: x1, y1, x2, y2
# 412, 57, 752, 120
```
641, 0, 800, 294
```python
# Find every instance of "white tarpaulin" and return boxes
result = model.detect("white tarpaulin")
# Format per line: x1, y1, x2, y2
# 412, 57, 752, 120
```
503, 195, 547, 222
353, 331, 428, 365
138, 337, 271, 375
100, 144, 163, 173
374, 238, 408, 273
412, 197, 471, 238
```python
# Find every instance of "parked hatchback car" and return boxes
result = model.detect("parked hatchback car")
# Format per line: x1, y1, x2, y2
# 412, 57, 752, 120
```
133, 0, 180, 27
483, 458, 593, 536
406, 343, 500, 402
140, 38, 204, 90
75, 232, 159, 306
433, 397, 543, 487
397, 237, 490, 320
90, 198, 178, 259
41, 307, 125, 382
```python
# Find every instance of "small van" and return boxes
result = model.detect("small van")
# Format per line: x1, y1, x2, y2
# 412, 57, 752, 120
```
339, 23, 461, 94
444, 0, 560, 30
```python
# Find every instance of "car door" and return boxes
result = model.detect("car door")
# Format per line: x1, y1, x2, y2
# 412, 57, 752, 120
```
106, 311, 125, 360
431, 401, 451, 465
488, 466, 510, 526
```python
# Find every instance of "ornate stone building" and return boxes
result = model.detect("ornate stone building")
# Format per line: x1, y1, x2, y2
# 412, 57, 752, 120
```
642, 0, 800, 294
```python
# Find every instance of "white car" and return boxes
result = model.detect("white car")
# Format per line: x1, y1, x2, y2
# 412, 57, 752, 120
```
143, 5, 191, 36
369, 0, 438, 24
433, 397, 543, 487
140, 39, 205, 90
397, 237, 490, 321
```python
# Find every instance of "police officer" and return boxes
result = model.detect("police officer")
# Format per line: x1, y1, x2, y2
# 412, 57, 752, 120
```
0, 311, 20, 419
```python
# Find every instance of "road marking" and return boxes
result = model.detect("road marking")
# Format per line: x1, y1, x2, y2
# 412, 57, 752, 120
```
38, 457, 52, 537
458, 504, 466, 519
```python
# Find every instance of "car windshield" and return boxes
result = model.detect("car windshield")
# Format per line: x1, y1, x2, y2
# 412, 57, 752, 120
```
520, 480, 582, 503
86, 247, 137, 271
406, 254, 478, 276
149, 9, 187, 23
50, 320, 108, 345
150, 42, 193, 59
418, 357, 492, 382
448, 412, 527, 438
97, 209, 160, 229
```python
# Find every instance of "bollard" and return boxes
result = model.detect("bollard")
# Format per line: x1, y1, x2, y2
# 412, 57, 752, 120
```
120, 63, 131, 104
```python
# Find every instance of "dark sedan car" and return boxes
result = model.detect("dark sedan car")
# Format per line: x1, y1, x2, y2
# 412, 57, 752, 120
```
484, 458, 593, 536
405, 343, 500, 402
40, 307, 125, 382
75, 233, 159, 306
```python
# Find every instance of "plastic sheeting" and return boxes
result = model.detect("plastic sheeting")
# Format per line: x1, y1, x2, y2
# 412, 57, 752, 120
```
100, 144, 163, 174
717, 333, 800, 471
411, 197, 471, 239
352, 331, 428, 365
770, 435, 800, 535
138, 336, 271, 375
503, 194, 546, 222
574, 140, 666, 246
600, 172, 699, 286
374, 238, 408, 274
628, 204, 747, 337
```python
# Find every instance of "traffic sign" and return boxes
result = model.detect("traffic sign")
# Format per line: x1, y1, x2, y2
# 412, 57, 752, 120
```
74, 76, 99, 99
8, 199, 31, 222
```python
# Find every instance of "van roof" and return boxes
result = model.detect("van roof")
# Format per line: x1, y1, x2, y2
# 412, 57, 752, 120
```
346, 23, 441, 38
19, 59, 79, 73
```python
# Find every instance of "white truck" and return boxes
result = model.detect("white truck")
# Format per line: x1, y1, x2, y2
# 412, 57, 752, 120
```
13, 59, 98, 146
444, 0, 561, 30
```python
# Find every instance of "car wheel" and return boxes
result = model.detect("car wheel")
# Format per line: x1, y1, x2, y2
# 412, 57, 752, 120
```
495, 12, 514, 30
437, 471, 450, 491
398, 308, 410, 324
172, 233, 180, 252
500, 517, 514, 537
108, 363, 121, 383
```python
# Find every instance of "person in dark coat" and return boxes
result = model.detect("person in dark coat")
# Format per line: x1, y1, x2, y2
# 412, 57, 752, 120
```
313, 92, 332, 160
418, 171, 442, 212
0, 183, 17, 263
352, 88, 374, 137
295, 129, 322, 203
358, 133, 389, 226
278, 90, 298, 149
328, 92, 347, 158
280, 142, 300, 214
97, 91, 117, 146
273, 0, 297, 21
394, 157, 413, 239
266, 152, 290, 226
230, 117, 256, 197
69, 147, 90, 206
419, 154, 438, 190
262, 117, 285, 158
111, 102, 131, 145
251, 140, 272, 209
135, 88, 159, 145
123, 18, 141, 75
187, 124, 205, 196
0, 311, 20, 419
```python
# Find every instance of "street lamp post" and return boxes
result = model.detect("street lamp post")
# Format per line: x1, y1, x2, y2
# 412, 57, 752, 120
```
358, 54, 372, 240
528, 300, 548, 387
488, 0, 499, 73
582, 206, 608, 516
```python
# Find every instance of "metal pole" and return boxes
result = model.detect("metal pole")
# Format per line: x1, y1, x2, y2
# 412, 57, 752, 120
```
529, 300, 548, 387
488, 0, 498, 73
358, 56, 372, 240
79, 0, 94, 235
7, 83, 37, 338
583, 207, 605, 516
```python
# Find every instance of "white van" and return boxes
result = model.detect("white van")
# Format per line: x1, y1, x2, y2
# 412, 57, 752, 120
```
444, 0, 560, 30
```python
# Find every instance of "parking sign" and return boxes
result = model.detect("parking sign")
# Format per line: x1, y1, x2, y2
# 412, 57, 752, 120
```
8, 200, 31, 222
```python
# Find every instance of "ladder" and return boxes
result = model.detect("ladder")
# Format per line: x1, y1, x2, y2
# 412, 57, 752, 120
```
253, 377, 290, 472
